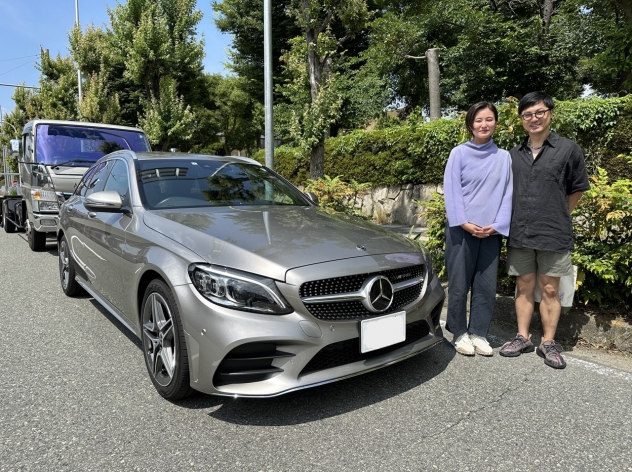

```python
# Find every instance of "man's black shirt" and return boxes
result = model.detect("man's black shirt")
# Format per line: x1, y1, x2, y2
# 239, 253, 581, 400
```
508, 131, 590, 252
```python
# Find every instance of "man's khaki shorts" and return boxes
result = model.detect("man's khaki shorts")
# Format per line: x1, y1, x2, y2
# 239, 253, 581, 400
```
507, 247, 572, 277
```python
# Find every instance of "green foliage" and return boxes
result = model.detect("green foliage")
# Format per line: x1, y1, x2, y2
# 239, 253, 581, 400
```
266, 96, 632, 188
415, 193, 446, 277
138, 78, 196, 150
252, 146, 310, 183
304, 175, 370, 216
208, 75, 264, 156
572, 168, 632, 306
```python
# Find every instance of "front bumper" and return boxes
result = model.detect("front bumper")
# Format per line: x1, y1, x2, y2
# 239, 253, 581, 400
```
31, 211, 59, 232
177, 261, 445, 397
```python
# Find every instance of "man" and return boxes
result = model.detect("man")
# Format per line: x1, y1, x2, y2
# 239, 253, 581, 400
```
499, 91, 590, 369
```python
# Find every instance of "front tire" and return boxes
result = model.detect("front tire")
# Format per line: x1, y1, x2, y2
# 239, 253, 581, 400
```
28, 224, 47, 251
59, 235, 82, 296
2, 201, 16, 233
141, 280, 193, 401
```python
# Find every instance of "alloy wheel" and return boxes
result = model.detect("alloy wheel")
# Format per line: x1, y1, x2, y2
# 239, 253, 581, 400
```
142, 292, 177, 387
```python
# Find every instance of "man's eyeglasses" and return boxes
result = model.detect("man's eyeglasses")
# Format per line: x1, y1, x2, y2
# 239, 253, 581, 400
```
520, 108, 550, 121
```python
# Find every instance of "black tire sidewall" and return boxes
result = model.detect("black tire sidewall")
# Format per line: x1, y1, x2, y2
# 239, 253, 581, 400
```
141, 279, 191, 401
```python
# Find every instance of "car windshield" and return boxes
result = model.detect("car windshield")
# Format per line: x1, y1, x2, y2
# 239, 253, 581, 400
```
35, 124, 150, 166
137, 159, 309, 209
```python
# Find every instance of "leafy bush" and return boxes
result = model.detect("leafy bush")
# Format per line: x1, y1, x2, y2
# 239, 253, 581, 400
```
304, 175, 371, 217
266, 95, 632, 187
572, 169, 632, 305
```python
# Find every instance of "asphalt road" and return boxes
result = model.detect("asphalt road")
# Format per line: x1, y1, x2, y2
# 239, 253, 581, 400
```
1, 229, 631, 472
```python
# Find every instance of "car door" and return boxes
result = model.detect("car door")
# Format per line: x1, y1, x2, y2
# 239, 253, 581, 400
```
95, 158, 137, 320
65, 160, 113, 288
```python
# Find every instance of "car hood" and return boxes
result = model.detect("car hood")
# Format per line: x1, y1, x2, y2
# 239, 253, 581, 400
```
143, 206, 418, 281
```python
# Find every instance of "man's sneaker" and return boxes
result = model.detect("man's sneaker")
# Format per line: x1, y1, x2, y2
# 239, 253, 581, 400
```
537, 340, 567, 369
499, 334, 535, 357
470, 334, 493, 356
454, 333, 475, 356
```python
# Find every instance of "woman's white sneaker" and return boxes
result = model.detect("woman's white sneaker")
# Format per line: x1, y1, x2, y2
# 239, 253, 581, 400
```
454, 333, 475, 356
470, 334, 493, 356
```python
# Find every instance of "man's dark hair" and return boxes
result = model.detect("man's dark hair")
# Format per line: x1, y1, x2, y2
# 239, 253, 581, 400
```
518, 91, 555, 114
465, 102, 498, 134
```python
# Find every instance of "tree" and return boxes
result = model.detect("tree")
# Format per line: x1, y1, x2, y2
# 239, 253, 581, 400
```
69, 0, 207, 149
286, 0, 372, 178
139, 78, 196, 150
361, 0, 599, 111
209, 76, 264, 156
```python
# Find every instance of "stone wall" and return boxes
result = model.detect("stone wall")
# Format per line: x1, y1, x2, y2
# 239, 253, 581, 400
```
352, 184, 444, 226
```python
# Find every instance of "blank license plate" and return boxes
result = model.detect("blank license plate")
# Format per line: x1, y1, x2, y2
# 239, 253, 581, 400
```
360, 311, 406, 353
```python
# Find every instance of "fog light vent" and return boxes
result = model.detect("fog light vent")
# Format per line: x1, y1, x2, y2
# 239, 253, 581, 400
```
213, 342, 294, 387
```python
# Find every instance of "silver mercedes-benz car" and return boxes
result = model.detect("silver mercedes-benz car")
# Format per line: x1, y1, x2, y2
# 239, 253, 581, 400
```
57, 151, 445, 400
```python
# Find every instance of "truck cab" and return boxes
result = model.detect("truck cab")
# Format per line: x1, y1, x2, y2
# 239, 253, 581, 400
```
15, 120, 150, 251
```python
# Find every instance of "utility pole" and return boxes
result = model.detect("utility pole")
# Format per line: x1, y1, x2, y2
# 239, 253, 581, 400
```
75, 0, 82, 104
405, 48, 441, 121
263, 0, 274, 169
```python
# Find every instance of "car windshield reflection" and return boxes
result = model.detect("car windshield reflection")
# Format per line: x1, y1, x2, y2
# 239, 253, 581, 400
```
137, 159, 309, 209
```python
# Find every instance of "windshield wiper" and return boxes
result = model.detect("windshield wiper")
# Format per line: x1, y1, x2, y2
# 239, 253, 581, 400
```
51, 159, 96, 169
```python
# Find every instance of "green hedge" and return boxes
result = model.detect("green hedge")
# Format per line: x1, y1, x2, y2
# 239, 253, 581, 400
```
262, 95, 632, 186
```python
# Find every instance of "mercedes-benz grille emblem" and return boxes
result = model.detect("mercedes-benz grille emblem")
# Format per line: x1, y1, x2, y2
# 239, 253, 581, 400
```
361, 276, 394, 313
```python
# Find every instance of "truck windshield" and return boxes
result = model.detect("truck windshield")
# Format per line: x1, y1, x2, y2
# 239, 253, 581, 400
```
35, 124, 149, 166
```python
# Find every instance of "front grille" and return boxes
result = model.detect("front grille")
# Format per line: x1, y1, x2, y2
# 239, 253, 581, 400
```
300, 265, 424, 321
299, 265, 423, 298
300, 319, 431, 376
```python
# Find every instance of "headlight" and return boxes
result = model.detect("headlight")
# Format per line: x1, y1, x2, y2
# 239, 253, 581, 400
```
32, 189, 59, 212
33, 200, 60, 212
189, 264, 293, 315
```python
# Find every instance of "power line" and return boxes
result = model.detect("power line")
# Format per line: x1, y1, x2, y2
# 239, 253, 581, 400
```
0, 54, 39, 62
0, 59, 38, 78
0, 83, 40, 90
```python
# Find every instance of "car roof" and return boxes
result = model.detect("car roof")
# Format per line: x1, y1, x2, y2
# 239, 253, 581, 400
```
132, 152, 261, 166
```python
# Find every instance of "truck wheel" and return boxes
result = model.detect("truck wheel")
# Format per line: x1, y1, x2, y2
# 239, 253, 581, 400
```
59, 235, 82, 296
141, 280, 193, 401
2, 201, 16, 233
28, 225, 47, 251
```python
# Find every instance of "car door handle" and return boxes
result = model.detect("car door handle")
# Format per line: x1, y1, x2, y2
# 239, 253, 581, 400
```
88, 212, 97, 218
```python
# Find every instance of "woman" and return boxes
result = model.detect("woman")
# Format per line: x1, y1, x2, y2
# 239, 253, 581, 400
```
443, 102, 513, 356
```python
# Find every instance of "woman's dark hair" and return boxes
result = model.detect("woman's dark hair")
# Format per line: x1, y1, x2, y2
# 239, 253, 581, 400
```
518, 91, 555, 114
465, 102, 498, 134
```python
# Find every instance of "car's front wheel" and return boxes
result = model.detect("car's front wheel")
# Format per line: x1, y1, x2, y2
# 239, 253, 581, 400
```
141, 280, 193, 401
28, 224, 47, 251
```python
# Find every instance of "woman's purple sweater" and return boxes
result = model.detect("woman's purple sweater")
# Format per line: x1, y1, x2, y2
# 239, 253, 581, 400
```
443, 139, 513, 236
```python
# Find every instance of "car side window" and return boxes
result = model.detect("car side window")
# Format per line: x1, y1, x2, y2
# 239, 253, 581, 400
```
103, 159, 131, 207
80, 161, 111, 198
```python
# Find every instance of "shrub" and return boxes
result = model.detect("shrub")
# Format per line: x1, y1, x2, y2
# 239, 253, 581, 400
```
572, 169, 632, 306
265, 95, 632, 187
304, 175, 371, 217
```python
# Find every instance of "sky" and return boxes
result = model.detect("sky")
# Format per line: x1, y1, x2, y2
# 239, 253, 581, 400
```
0, 0, 232, 118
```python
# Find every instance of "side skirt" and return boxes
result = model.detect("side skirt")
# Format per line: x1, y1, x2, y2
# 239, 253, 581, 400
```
76, 276, 140, 338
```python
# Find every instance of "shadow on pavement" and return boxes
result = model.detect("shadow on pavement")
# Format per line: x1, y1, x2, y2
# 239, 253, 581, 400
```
176, 341, 456, 425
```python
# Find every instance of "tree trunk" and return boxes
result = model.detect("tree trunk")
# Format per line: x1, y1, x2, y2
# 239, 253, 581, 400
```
310, 140, 325, 179
616, 0, 632, 22
541, 0, 555, 36
426, 48, 441, 121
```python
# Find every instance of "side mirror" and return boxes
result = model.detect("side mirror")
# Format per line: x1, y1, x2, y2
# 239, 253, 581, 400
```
84, 191, 124, 212
304, 191, 319, 205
